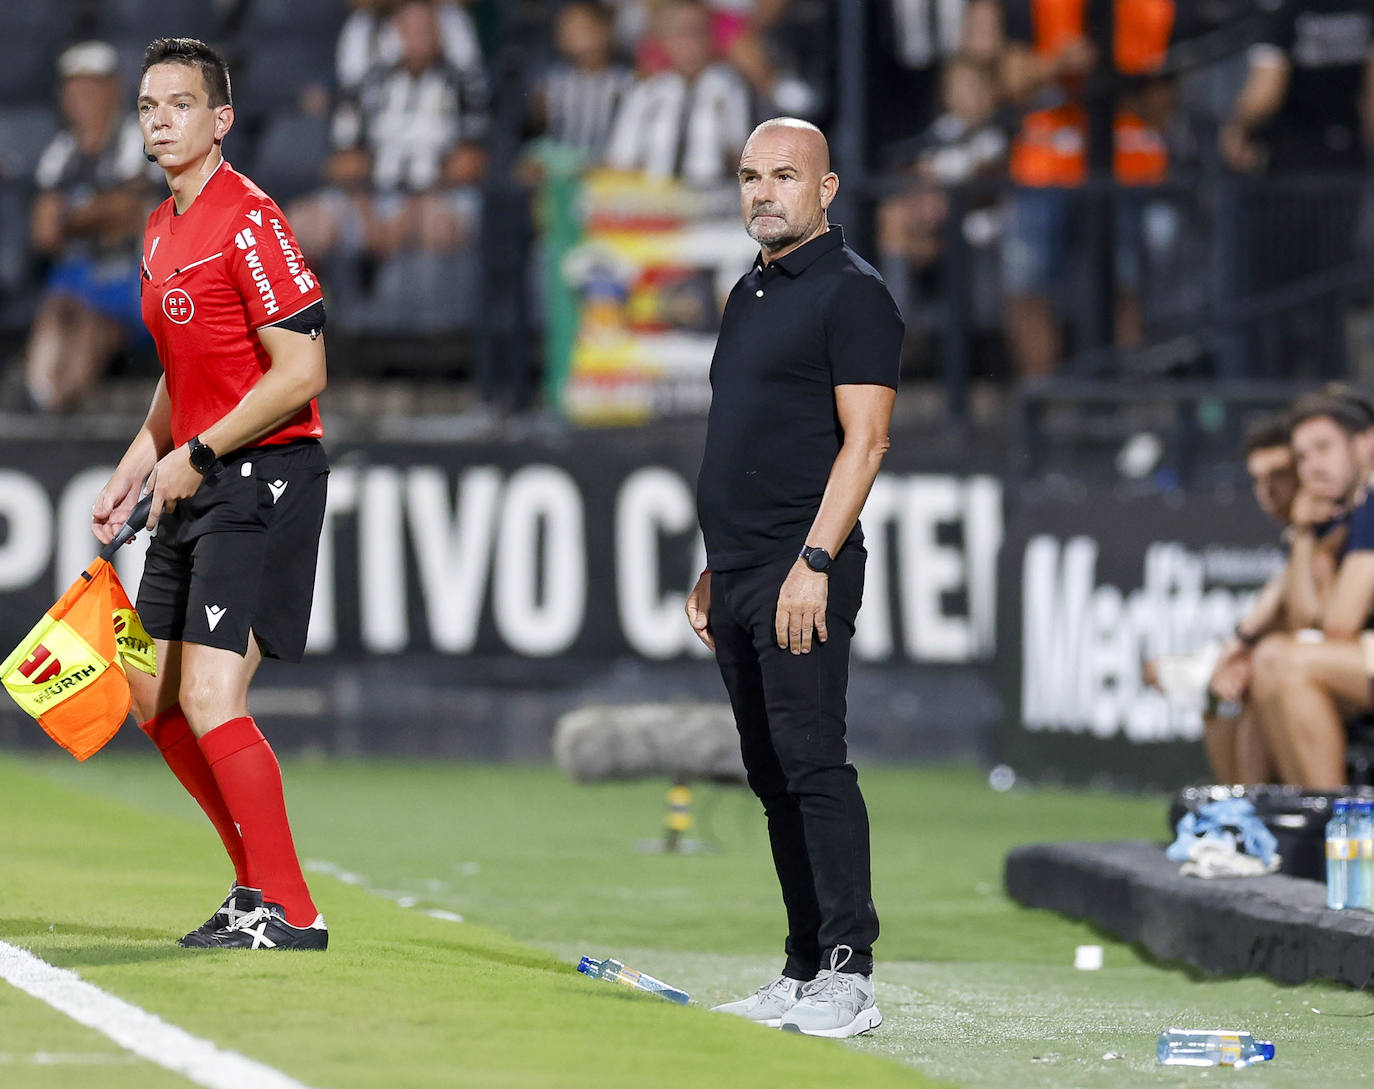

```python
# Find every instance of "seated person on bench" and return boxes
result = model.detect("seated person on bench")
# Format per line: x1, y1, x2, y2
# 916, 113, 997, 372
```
1251, 395, 1374, 789
1198, 412, 1298, 784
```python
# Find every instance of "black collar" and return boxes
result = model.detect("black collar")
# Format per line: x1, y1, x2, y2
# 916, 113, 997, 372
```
754, 224, 844, 277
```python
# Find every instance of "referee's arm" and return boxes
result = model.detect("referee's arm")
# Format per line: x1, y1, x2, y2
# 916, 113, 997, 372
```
92, 376, 174, 544
201, 323, 327, 453
145, 324, 326, 527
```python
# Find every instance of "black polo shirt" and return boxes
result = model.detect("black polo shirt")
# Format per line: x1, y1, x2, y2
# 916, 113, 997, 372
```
696, 225, 903, 571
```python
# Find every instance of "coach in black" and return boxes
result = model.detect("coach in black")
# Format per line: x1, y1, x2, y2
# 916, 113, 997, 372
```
687, 118, 902, 1038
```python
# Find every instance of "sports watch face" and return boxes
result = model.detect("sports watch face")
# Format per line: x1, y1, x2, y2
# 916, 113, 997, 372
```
803, 546, 831, 572
188, 437, 216, 472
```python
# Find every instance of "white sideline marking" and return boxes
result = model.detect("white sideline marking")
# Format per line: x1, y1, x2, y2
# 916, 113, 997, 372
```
0, 941, 320, 1089
305, 859, 464, 923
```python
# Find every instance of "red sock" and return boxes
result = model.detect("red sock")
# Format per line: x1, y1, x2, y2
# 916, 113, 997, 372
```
141, 705, 250, 886
198, 717, 317, 926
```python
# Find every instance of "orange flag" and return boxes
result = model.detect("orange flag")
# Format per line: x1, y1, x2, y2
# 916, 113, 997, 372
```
1, 496, 156, 760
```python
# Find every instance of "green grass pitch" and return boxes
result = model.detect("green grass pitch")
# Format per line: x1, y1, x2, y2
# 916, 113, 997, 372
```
2, 750, 1372, 1088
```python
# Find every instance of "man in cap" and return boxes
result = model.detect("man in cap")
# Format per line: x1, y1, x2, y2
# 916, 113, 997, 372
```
17, 41, 156, 412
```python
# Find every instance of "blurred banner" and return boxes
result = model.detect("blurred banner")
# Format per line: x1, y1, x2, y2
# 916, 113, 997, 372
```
996, 485, 1282, 790
0, 432, 1002, 668
545, 170, 756, 426
3, 434, 1291, 779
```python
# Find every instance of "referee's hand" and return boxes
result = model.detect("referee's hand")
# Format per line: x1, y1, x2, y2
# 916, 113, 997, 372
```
145, 444, 205, 529
775, 560, 828, 655
91, 475, 143, 545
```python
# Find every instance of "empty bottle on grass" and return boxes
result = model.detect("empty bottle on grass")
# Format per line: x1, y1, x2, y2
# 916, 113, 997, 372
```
1327, 799, 1355, 909
577, 955, 690, 1004
1354, 799, 1374, 910
1157, 1029, 1275, 1068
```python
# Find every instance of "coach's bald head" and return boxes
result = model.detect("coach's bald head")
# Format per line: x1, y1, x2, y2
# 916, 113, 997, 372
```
745, 117, 831, 174
737, 118, 837, 261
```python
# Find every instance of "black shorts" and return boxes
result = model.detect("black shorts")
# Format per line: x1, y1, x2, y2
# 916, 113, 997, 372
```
137, 439, 329, 662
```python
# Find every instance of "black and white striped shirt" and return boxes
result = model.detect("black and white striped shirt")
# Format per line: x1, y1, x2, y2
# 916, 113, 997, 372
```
332, 62, 490, 192
890, 0, 967, 68
603, 63, 753, 185
536, 62, 634, 157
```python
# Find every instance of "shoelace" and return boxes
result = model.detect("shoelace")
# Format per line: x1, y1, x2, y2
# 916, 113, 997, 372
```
800, 945, 855, 1006
226, 905, 273, 932
758, 976, 799, 1002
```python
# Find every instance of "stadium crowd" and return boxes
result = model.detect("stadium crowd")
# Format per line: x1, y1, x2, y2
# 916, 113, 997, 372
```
0, 0, 1371, 412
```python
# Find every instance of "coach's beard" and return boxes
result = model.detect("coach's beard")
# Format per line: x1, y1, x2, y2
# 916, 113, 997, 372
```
748, 205, 797, 248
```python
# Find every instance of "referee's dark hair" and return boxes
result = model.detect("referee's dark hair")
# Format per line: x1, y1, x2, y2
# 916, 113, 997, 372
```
142, 37, 232, 108
1288, 392, 1369, 440
1241, 411, 1292, 457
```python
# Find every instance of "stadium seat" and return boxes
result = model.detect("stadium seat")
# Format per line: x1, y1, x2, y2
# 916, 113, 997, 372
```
95, 0, 224, 43
0, 179, 37, 334
236, 0, 346, 38
246, 112, 331, 204
231, 37, 335, 124
0, 39, 61, 106
0, 1, 73, 36
0, 107, 59, 185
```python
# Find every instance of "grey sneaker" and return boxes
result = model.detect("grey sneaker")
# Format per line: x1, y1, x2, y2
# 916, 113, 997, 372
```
780, 946, 881, 1038
712, 974, 809, 1027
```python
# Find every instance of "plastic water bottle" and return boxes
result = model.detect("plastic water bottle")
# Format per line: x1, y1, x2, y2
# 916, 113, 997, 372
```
1156, 1029, 1275, 1068
1327, 799, 1355, 909
577, 955, 690, 1005
1352, 800, 1374, 910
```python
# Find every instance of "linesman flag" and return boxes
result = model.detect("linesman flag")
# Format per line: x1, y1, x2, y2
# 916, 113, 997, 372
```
1, 494, 156, 760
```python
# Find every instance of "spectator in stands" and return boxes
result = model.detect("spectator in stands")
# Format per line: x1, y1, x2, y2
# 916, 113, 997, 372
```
1250, 396, 1374, 789
13, 41, 155, 412
876, 54, 1008, 327
603, 0, 754, 184
525, 1, 633, 163
704, 0, 827, 121
867, 0, 1002, 165
1219, 2, 1374, 371
336, 0, 485, 93
291, 0, 489, 331
1000, 0, 1176, 378
1219, 1, 1373, 176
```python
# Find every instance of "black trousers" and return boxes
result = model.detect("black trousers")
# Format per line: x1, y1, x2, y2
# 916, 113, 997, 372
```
711, 544, 879, 978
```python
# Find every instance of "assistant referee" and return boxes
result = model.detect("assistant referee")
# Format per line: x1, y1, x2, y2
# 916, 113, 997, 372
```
687, 118, 902, 1037
92, 38, 329, 950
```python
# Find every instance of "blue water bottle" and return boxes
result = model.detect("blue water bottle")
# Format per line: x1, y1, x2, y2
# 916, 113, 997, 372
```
1355, 800, 1374, 910
1327, 799, 1354, 909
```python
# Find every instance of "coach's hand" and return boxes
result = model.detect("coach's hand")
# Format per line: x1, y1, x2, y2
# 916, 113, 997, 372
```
685, 571, 715, 653
776, 559, 828, 655
145, 444, 205, 529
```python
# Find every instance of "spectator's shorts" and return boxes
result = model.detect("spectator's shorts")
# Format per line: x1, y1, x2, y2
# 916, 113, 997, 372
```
45, 255, 149, 341
137, 440, 329, 662
1002, 187, 1146, 296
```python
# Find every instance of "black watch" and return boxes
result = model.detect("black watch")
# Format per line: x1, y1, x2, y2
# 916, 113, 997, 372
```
187, 434, 217, 474
799, 544, 831, 573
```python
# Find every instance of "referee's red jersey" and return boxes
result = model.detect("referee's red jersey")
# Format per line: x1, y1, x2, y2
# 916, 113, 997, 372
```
140, 160, 325, 448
